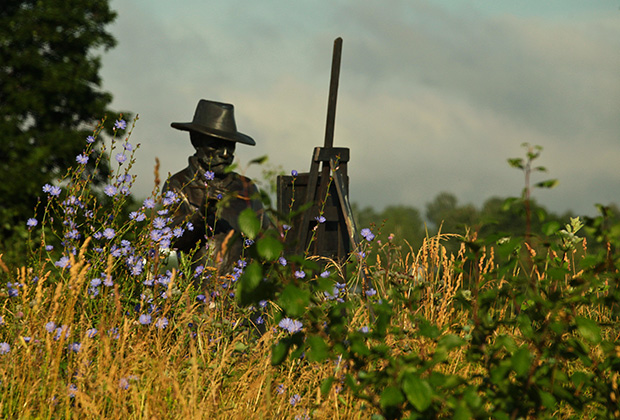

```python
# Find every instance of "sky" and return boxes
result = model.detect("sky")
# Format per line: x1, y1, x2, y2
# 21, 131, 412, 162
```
100, 0, 620, 217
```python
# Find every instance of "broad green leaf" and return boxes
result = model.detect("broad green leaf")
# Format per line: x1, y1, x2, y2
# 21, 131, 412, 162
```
278, 285, 310, 318
380, 386, 405, 410
256, 235, 283, 261
320, 376, 335, 395
538, 390, 556, 409
437, 334, 465, 351
402, 373, 433, 412
511, 346, 531, 377
463, 385, 481, 409
542, 221, 561, 236
417, 318, 440, 339
238, 208, 261, 240
576, 316, 601, 344
495, 335, 517, 353
453, 403, 473, 420
306, 335, 329, 362
271, 339, 290, 365
237, 262, 263, 305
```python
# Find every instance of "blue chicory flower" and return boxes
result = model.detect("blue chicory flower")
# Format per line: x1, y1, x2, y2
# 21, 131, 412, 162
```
104, 185, 117, 197
279, 317, 303, 334
115, 153, 127, 164
76, 154, 89, 165
361, 228, 375, 241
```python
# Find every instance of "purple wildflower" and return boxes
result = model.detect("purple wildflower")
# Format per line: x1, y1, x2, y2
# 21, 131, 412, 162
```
138, 314, 151, 325
361, 228, 375, 241
102, 228, 115, 239
115, 153, 127, 164
315, 215, 326, 224
27, 218, 38, 228
0, 343, 10, 355
143, 198, 155, 209
279, 317, 303, 333
155, 317, 169, 329
104, 185, 117, 197
86, 135, 95, 144
76, 154, 89, 165
55, 256, 70, 268
290, 394, 301, 406
294, 270, 306, 279
204, 170, 215, 181
114, 119, 127, 130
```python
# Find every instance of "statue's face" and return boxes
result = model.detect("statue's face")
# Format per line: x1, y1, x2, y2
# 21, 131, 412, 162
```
191, 132, 236, 174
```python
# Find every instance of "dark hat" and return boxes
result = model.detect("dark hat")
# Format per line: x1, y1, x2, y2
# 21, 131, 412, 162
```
171, 99, 255, 146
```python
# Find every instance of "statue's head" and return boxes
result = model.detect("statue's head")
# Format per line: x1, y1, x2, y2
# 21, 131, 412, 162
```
171, 99, 255, 173
190, 132, 235, 174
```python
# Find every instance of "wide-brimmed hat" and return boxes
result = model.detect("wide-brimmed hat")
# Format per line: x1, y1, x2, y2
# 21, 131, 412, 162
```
171, 99, 255, 146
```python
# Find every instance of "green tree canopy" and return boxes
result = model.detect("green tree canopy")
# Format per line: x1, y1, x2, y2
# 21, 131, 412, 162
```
0, 0, 120, 239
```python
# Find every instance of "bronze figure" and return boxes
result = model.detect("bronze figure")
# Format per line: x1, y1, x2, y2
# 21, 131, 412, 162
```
164, 100, 267, 284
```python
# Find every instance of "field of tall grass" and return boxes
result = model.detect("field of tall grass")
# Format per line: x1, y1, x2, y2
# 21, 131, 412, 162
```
1, 119, 619, 419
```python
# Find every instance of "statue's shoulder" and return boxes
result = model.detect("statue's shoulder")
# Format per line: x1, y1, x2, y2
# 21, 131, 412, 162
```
165, 166, 194, 190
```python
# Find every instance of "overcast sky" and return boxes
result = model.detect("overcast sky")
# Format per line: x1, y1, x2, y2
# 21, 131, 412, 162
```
100, 0, 620, 217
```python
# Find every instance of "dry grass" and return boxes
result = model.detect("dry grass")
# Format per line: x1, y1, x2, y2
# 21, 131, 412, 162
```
0, 230, 614, 419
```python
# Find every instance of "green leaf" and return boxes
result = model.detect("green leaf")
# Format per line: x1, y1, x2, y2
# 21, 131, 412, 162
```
463, 385, 481, 409
306, 335, 329, 362
278, 285, 310, 318
248, 155, 268, 165
535, 179, 559, 189
402, 373, 433, 412
320, 376, 335, 395
380, 386, 405, 410
538, 390, 556, 409
511, 346, 531, 377
417, 318, 440, 339
238, 208, 261, 240
576, 317, 601, 344
234, 342, 248, 352
507, 158, 524, 170
271, 339, 290, 365
256, 235, 283, 261
237, 262, 263, 305
542, 221, 561, 236
437, 334, 465, 351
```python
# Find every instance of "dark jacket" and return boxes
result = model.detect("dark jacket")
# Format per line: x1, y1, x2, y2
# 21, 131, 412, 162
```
164, 157, 267, 282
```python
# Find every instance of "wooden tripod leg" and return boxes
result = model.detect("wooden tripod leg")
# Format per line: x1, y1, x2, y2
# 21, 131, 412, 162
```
297, 147, 322, 254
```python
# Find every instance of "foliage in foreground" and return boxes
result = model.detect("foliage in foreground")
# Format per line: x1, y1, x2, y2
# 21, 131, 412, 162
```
1, 121, 619, 419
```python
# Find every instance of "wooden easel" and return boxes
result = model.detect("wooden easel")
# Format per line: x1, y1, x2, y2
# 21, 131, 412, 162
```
277, 38, 361, 260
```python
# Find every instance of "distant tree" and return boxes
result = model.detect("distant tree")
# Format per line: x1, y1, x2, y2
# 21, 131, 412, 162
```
0, 0, 122, 241
354, 203, 425, 251
425, 192, 478, 235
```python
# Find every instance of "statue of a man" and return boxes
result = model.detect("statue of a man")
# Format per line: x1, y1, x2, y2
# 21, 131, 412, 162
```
164, 100, 268, 281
